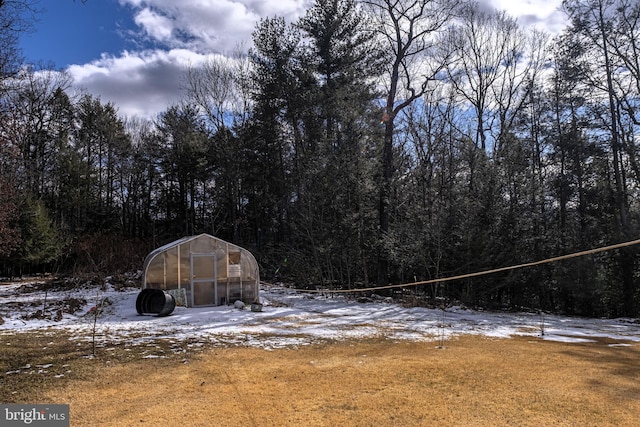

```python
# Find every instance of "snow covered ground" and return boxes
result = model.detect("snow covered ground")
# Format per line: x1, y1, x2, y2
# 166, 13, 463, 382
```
1, 280, 639, 350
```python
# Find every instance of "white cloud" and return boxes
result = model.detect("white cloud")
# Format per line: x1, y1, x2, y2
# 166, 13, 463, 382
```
120, 0, 311, 53
68, 0, 311, 119
134, 7, 175, 42
488, 0, 567, 34
68, 49, 212, 118
68, 0, 310, 118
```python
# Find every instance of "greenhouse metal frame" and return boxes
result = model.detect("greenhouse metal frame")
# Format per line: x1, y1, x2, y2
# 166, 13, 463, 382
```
142, 234, 260, 307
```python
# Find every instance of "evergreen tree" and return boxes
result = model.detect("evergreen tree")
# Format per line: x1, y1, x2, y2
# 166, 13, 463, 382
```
73, 94, 130, 231
14, 196, 63, 273
292, 0, 383, 286
154, 104, 210, 237
0, 175, 21, 259
246, 16, 306, 276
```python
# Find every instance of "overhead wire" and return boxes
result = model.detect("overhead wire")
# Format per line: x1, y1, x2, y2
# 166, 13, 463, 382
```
263, 238, 640, 294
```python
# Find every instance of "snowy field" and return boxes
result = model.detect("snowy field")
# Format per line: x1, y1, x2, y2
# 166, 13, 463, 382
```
1, 279, 639, 350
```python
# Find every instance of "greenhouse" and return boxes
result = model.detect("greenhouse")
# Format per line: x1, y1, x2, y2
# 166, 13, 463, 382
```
142, 234, 260, 307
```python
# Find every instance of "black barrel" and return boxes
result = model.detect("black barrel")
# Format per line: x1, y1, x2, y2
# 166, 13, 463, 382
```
136, 289, 176, 317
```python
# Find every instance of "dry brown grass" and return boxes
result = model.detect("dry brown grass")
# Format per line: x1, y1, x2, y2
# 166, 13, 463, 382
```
8, 335, 632, 426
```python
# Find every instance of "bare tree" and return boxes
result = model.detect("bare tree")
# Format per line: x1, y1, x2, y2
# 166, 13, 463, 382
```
446, 4, 539, 152
563, 0, 628, 231
185, 55, 234, 132
2, 67, 73, 198
184, 47, 253, 132
0, 0, 38, 79
607, 0, 640, 125
363, 0, 457, 282
562, 0, 636, 316
183, 48, 255, 241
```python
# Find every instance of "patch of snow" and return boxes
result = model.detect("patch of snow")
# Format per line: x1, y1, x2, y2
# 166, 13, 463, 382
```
0, 282, 639, 349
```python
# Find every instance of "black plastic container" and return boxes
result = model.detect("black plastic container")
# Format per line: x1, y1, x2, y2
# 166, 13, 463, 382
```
136, 289, 176, 317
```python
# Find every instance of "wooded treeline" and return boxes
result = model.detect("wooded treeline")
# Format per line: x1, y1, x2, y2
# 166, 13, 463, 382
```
2, 0, 640, 317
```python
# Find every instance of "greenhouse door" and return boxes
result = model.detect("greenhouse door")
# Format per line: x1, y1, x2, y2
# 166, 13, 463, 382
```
190, 253, 217, 307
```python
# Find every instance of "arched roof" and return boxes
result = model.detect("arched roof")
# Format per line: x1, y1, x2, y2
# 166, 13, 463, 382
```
143, 233, 260, 289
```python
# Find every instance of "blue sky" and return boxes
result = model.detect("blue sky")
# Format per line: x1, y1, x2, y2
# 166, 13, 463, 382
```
18, 0, 567, 119
20, 0, 141, 68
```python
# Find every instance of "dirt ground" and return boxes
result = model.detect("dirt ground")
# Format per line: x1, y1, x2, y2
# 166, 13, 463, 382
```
39, 335, 640, 427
